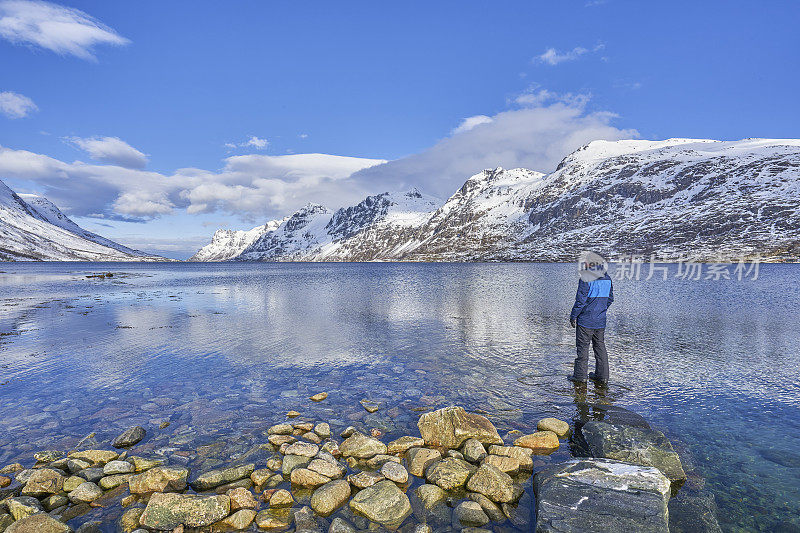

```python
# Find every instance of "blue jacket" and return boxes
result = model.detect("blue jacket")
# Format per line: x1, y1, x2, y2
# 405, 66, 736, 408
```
570, 274, 614, 329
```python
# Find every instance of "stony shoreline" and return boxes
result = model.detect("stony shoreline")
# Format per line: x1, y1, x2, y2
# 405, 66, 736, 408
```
0, 398, 717, 533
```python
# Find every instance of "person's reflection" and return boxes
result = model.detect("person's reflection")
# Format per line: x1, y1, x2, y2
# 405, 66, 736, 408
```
568, 380, 614, 456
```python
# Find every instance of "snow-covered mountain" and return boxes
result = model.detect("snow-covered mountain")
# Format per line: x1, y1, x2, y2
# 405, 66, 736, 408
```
195, 137, 800, 263
0, 180, 162, 261
189, 217, 286, 261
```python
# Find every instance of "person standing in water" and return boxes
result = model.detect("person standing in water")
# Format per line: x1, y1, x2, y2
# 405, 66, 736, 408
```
568, 253, 614, 385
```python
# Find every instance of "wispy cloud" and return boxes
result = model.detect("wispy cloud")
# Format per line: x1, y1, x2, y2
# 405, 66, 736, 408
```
0, 0, 129, 60
451, 115, 493, 135
0, 90, 37, 118
350, 85, 636, 200
534, 43, 605, 66
66, 136, 148, 169
225, 135, 270, 151
512, 84, 591, 109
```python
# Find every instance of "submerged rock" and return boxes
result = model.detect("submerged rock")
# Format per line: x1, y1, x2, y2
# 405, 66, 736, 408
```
139, 492, 230, 529
453, 501, 490, 528
282, 454, 311, 476
255, 507, 293, 529
112, 426, 146, 448
310, 392, 328, 402
417, 406, 502, 448
409, 484, 450, 526
534, 458, 671, 533
349, 480, 412, 530
580, 421, 686, 482
216, 508, 256, 530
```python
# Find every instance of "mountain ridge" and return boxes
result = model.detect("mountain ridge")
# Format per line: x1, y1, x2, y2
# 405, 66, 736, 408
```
0, 180, 164, 261
192, 138, 800, 263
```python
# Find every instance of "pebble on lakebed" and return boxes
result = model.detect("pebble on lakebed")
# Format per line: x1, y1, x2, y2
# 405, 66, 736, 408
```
0, 403, 691, 532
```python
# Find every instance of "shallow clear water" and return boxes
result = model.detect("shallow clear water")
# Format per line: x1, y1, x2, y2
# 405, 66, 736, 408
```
0, 262, 798, 532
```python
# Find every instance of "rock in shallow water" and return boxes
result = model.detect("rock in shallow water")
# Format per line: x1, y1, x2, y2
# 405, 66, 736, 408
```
216, 508, 256, 529
310, 479, 350, 516
349, 480, 412, 530
387, 436, 424, 455
405, 447, 442, 477
538, 417, 570, 438
453, 501, 490, 528
514, 431, 560, 453
190, 463, 255, 491
580, 421, 686, 483
20, 468, 64, 497
466, 463, 514, 503
381, 461, 409, 483
417, 406, 502, 448
5, 513, 72, 533
462, 438, 487, 463
128, 466, 189, 493
339, 432, 387, 459
68, 481, 103, 503
533, 458, 671, 533
112, 426, 146, 448
425, 457, 476, 490
139, 492, 230, 529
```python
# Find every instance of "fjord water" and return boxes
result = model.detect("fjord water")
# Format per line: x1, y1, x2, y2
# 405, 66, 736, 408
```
0, 262, 798, 531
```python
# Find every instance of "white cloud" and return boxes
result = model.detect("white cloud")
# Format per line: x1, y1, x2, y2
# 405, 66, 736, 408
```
535, 43, 605, 66
512, 84, 591, 109
0, 145, 385, 221
245, 136, 268, 149
66, 136, 148, 169
224, 135, 270, 151
349, 87, 637, 200
0, 90, 37, 118
0, 0, 129, 60
451, 115, 493, 135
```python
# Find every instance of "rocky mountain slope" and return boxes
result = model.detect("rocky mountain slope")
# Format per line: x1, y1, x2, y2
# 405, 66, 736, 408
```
0, 180, 162, 261
193, 138, 800, 262
190, 217, 287, 261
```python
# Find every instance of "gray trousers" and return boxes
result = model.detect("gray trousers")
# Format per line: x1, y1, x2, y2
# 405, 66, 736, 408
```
573, 325, 609, 381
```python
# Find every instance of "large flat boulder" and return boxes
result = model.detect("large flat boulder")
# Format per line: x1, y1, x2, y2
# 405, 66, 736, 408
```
580, 421, 686, 483
128, 466, 189, 493
349, 480, 412, 530
417, 406, 502, 449
533, 458, 671, 533
139, 492, 230, 529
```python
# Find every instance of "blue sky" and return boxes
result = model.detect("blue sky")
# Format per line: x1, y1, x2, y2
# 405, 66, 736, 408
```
1, 0, 798, 258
